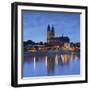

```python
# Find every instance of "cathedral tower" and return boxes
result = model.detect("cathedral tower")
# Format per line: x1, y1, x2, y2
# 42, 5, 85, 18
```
52, 25, 55, 37
47, 24, 55, 43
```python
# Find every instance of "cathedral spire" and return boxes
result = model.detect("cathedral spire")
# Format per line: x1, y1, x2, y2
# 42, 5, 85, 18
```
52, 25, 55, 37
47, 24, 50, 31
52, 25, 54, 32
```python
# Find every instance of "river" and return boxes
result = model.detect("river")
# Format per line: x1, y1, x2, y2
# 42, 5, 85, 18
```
22, 52, 80, 77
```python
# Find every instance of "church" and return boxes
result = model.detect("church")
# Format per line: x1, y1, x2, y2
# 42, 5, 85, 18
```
47, 25, 70, 45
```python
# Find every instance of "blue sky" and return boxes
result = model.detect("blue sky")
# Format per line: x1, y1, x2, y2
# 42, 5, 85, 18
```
22, 10, 80, 43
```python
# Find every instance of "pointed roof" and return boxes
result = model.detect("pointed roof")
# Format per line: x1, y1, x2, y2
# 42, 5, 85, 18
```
47, 24, 50, 31
52, 24, 54, 33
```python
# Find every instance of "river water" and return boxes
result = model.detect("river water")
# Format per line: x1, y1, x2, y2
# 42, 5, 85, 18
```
22, 53, 80, 77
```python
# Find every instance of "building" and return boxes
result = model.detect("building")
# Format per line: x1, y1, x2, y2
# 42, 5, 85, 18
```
47, 25, 55, 43
47, 25, 70, 46
24, 25, 80, 52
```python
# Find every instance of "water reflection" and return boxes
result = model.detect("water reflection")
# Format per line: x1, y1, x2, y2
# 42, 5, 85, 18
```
23, 53, 80, 77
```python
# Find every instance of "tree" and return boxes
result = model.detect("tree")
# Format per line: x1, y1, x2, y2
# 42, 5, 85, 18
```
23, 40, 35, 47
39, 42, 43, 45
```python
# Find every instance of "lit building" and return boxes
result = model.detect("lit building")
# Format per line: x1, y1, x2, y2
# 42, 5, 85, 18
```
47, 25, 70, 46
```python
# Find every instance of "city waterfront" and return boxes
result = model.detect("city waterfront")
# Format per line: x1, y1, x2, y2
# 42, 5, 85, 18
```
22, 52, 80, 77
22, 11, 80, 77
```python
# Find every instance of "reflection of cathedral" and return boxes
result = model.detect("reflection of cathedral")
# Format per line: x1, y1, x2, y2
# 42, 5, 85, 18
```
47, 25, 70, 44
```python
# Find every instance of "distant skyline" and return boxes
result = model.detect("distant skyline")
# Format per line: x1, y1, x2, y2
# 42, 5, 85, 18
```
22, 10, 80, 43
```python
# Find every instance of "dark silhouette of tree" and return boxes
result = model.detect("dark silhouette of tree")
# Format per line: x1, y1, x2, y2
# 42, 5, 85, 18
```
24, 40, 35, 47
39, 42, 43, 45
35, 41, 43, 45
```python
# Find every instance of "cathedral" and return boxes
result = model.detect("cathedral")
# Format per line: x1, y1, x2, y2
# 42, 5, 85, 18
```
47, 25, 70, 45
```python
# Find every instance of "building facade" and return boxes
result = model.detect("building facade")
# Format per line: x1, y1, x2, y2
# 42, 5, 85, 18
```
47, 25, 70, 46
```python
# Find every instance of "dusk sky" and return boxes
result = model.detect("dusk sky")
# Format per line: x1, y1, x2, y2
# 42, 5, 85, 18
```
22, 10, 80, 43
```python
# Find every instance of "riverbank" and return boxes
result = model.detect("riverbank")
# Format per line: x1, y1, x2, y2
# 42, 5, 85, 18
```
24, 50, 80, 57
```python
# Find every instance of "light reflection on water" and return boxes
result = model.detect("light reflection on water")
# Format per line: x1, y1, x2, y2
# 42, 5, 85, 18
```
23, 53, 80, 77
